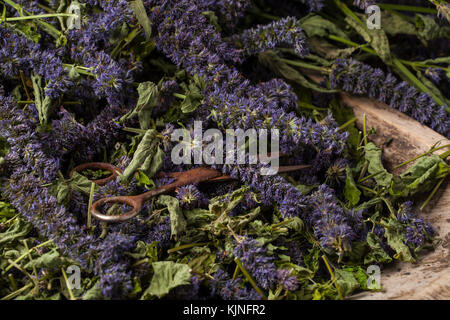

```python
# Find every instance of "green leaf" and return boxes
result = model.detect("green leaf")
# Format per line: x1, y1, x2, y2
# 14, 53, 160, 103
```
130, 0, 152, 40
390, 155, 450, 197
143, 261, 192, 299
300, 14, 349, 40
344, 165, 361, 206
31, 73, 54, 127
345, 16, 392, 65
380, 12, 416, 37
121, 129, 160, 182
208, 186, 248, 217
49, 172, 94, 205
180, 75, 205, 113
120, 82, 159, 130
258, 50, 338, 93
0, 201, 16, 219
335, 269, 360, 297
364, 232, 392, 264
294, 184, 318, 195
304, 247, 320, 275
415, 14, 450, 44
82, 281, 104, 300
126, 241, 159, 262
3, 21, 41, 43
383, 218, 415, 262
0, 218, 32, 245
184, 208, 216, 227
141, 145, 164, 178
364, 142, 393, 188
156, 195, 186, 240
23, 249, 70, 270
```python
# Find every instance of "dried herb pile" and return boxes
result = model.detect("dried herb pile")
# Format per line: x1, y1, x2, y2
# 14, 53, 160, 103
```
0, 0, 449, 300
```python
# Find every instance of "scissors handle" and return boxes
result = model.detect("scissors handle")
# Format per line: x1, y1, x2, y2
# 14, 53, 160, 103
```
90, 167, 223, 223
69, 162, 122, 186
90, 188, 169, 222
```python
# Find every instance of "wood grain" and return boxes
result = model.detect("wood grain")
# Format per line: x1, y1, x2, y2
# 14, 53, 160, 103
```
336, 92, 450, 300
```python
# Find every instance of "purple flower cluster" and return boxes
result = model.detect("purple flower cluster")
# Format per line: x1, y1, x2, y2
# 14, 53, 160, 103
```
175, 184, 208, 210
0, 27, 73, 99
397, 201, 435, 248
233, 237, 299, 291
210, 268, 261, 300
230, 17, 310, 57
330, 58, 450, 137
307, 185, 364, 253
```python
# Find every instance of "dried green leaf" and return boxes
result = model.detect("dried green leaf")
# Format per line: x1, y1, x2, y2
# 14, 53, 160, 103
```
383, 218, 415, 262
345, 16, 392, 65
156, 195, 186, 240
300, 14, 349, 40
31, 73, 54, 127
130, 0, 152, 40
344, 166, 361, 206
121, 129, 160, 182
364, 142, 393, 188
364, 232, 392, 264
258, 50, 337, 93
143, 261, 191, 299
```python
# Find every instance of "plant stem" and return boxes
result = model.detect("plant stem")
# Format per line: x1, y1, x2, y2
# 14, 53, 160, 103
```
338, 117, 357, 131
280, 58, 330, 73
173, 93, 186, 99
394, 144, 450, 169
61, 267, 76, 300
4, 239, 53, 272
0, 283, 33, 300
87, 182, 95, 231
4, 13, 76, 21
234, 258, 266, 299
167, 242, 208, 254
378, 3, 438, 14
420, 177, 446, 210
321, 255, 343, 300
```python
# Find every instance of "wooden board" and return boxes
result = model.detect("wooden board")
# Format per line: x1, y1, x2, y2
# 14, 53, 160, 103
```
336, 92, 450, 300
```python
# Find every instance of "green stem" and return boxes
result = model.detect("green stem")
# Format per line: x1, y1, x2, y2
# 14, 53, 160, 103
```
334, 0, 366, 28
357, 184, 378, 195
394, 144, 450, 169
173, 93, 186, 100
4, 239, 53, 272
298, 100, 328, 111
393, 59, 447, 109
232, 264, 240, 281
321, 255, 343, 300
0, 283, 33, 300
234, 258, 266, 299
4, 13, 76, 21
167, 242, 208, 254
338, 117, 357, 131
362, 114, 368, 146
87, 182, 95, 231
378, 3, 438, 14
2, 0, 66, 43
420, 176, 446, 210
358, 170, 384, 183
280, 58, 330, 73
61, 268, 76, 300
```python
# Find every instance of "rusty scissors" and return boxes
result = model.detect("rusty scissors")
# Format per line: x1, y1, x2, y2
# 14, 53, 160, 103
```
70, 158, 309, 223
